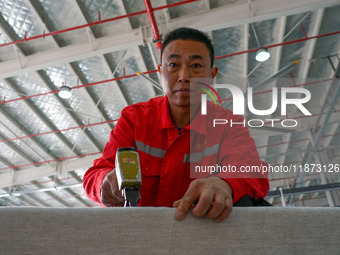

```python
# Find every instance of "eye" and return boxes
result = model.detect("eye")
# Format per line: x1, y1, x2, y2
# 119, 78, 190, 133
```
169, 62, 178, 67
192, 63, 202, 68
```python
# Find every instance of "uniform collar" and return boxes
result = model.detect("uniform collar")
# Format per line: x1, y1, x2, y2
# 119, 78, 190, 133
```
154, 96, 208, 135
188, 109, 207, 135
155, 96, 176, 129
188, 101, 221, 135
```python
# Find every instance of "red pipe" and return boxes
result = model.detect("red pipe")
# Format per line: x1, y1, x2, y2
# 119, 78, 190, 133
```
0, 151, 102, 171
1, 75, 338, 147
0, 0, 199, 49
14, 176, 82, 188
289, 72, 296, 86
268, 173, 319, 181
215, 30, 340, 60
256, 138, 309, 149
261, 108, 340, 125
324, 132, 340, 138
300, 23, 308, 38
0, 74, 327, 110
152, 0, 199, 12
329, 154, 340, 159
2, 150, 340, 171
271, 195, 327, 205
0, 10, 145, 48
1, 30, 339, 106
2, 100, 339, 144
143, 0, 162, 55
222, 78, 333, 102
1, 105, 338, 144
0, 119, 118, 143
0, 69, 158, 105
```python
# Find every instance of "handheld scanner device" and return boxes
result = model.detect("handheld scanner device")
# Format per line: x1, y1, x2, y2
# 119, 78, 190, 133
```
115, 147, 142, 207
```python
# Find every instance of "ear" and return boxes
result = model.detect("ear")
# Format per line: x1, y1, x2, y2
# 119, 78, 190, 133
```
211, 67, 218, 78
158, 64, 163, 84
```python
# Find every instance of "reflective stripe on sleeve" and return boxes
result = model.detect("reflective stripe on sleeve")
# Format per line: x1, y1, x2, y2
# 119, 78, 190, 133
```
135, 140, 166, 159
183, 144, 220, 163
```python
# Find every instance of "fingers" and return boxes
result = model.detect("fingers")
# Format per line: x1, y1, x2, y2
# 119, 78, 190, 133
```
203, 192, 226, 219
191, 191, 214, 217
173, 199, 181, 208
100, 169, 124, 207
175, 179, 208, 220
175, 178, 233, 223
101, 188, 124, 207
175, 191, 198, 220
213, 196, 233, 223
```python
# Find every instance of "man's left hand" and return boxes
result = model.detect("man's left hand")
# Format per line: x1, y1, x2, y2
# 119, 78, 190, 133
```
173, 177, 233, 223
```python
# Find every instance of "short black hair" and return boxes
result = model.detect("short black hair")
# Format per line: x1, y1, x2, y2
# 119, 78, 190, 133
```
161, 27, 215, 67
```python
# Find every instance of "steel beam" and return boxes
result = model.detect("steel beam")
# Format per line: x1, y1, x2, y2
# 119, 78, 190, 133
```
0, 131, 36, 164
73, 0, 131, 106
119, 0, 161, 96
0, 135, 74, 206
0, 28, 144, 79
0, 107, 57, 161
0, 154, 98, 188
261, 143, 340, 160
3, 78, 82, 156
1, 0, 338, 80
0, 183, 82, 197
266, 182, 340, 198
300, 9, 324, 79
166, 0, 339, 32
300, 74, 340, 177
314, 150, 340, 206
27, 1, 117, 133
36, 70, 104, 152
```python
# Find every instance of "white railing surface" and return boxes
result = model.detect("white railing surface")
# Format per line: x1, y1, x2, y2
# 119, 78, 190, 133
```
0, 207, 339, 254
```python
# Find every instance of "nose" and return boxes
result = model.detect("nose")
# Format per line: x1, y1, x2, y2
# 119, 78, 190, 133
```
178, 66, 190, 83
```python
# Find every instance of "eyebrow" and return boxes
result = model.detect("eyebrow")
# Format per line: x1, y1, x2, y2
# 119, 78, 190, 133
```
167, 53, 181, 60
189, 54, 204, 61
167, 54, 204, 61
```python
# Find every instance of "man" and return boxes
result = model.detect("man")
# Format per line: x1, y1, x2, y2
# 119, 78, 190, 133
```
83, 27, 269, 223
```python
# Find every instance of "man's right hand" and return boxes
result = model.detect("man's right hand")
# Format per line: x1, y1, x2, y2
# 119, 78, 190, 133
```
100, 169, 125, 207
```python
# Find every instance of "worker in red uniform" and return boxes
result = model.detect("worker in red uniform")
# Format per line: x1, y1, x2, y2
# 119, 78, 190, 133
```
83, 27, 269, 223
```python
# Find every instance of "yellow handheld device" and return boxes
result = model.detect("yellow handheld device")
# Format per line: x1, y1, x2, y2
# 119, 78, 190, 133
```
115, 147, 141, 207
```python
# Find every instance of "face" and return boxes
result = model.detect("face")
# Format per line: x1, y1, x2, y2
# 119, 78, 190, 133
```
158, 39, 218, 110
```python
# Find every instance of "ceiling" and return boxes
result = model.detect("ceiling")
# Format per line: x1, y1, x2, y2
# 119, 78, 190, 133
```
0, 0, 339, 208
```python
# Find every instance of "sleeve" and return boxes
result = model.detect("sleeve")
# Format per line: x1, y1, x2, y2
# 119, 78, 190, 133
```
217, 114, 269, 204
83, 107, 136, 206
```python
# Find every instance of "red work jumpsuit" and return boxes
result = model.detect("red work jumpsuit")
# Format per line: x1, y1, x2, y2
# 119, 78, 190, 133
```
83, 96, 269, 206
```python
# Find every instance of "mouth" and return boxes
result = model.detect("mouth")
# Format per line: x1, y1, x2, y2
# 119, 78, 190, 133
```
174, 88, 193, 94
